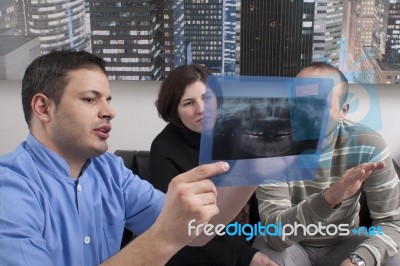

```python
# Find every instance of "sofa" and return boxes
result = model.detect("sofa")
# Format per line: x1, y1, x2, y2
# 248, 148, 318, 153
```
115, 149, 400, 248
114, 150, 152, 182
114, 150, 151, 247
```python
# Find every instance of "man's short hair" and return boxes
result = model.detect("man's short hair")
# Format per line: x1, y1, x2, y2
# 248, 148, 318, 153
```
22, 50, 107, 126
303, 62, 349, 107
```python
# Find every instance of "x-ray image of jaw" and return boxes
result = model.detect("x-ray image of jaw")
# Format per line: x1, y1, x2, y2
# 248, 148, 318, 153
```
211, 96, 327, 161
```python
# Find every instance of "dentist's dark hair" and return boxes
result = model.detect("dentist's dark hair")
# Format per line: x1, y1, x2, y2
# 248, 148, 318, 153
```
22, 50, 107, 127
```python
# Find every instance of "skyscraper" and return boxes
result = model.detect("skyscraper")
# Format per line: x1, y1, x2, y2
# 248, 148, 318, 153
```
373, 0, 400, 68
223, 0, 236, 75
359, 0, 400, 84
28, 0, 90, 54
239, 0, 348, 77
14, 0, 29, 35
160, 0, 185, 74
0, 0, 15, 30
313, 0, 344, 66
344, 0, 375, 82
89, 0, 184, 80
240, 0, 314, 77
184, 0, 236, 75
347, 0, 375, 62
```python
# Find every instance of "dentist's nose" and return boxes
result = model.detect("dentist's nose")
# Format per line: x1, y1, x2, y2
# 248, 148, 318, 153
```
100, 102, 116, 120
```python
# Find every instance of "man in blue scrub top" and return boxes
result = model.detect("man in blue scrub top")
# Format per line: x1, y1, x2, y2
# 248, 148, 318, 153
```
0, 50, 230, 265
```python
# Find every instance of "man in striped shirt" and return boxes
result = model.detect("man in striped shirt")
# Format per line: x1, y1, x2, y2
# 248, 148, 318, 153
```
252, 63, 400, 266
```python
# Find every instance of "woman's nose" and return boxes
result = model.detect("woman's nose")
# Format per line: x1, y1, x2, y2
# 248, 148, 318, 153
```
197, 101, 204, 114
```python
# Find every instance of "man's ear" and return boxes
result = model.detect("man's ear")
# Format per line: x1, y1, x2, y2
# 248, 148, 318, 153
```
339, 103, 349, 120
31, 93, 53, 122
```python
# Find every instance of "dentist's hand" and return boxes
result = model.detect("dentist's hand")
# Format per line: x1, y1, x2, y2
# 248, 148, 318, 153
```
154, 161, 230, 247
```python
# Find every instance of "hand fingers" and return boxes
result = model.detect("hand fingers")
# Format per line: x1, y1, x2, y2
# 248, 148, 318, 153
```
168, 178, 218, 217
376, 160, 386, 169
188, 204, 219, 225
169, 176, 217, 200
176, 162, 230, 184
361, 162, 377, 172
189, 191, 217, 206
345, 161, 385, 182
184, 178, 217, 196
360, 161, 386, 177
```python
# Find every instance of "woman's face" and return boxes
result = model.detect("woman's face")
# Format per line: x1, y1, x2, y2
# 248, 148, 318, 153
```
177, 80, 206, 133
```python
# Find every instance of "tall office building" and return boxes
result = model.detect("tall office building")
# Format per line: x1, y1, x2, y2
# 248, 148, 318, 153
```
223, 0, 236, 75
313, 0, 344, 66
184, 0, 236, 75
235, 0, 241, 74
347, 0, 374, 63
160, 0, 185, 74
89, 0, 184, 80
27, 0, 90, 54
341, 0, 351, 41
359, 0, 400, 84
373, 0, 400, 68
344, 0, 375, 81
0, 0, 15, 30
14, 0, 29, 35
239, 0, 347, 77
240, 0, 314, 77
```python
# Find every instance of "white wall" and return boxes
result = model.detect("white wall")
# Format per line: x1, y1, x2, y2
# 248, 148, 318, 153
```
345, 83, 400, 164
0, 80, 399, 164
107, 81, 167, 152
0, 80, 167, 155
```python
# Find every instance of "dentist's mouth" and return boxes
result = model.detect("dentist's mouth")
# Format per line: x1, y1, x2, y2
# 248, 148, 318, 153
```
94, 125, 112, 139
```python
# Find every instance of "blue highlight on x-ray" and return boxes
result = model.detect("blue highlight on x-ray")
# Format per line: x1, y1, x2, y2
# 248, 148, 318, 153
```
346, 83, 382, 131
199, 75, 382, 187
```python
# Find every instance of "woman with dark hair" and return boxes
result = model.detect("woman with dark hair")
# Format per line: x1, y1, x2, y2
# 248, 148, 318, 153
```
149, 64, 276, 266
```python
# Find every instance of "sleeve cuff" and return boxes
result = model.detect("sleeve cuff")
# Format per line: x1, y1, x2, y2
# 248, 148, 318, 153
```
352, 246, 376, 266
307, 191, 342, 222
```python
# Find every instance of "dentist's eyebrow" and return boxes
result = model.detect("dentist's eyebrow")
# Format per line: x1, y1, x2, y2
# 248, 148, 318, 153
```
79, 90, 112, 101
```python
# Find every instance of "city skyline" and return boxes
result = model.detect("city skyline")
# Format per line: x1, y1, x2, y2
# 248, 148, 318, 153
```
0, 0, 399, 84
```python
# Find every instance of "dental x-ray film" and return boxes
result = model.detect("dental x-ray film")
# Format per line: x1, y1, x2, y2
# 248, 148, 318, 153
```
199, 75, 333, 187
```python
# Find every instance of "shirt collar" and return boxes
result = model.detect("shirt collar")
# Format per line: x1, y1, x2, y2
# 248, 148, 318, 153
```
25, 133, 92, 178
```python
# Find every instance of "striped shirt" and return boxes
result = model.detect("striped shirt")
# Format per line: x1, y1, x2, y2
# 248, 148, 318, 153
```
257, 119, 400, 265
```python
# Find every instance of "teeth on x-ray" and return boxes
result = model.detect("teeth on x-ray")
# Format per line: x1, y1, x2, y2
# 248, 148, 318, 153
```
212, 96, 323, 160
